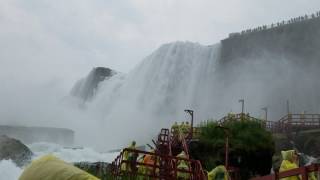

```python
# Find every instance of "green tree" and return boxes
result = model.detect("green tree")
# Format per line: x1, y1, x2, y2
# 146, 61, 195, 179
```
189, 118, 275, 179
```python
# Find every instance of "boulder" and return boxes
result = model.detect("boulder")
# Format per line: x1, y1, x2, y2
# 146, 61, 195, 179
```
0, 135, 33, 167
71, 67, 117, 101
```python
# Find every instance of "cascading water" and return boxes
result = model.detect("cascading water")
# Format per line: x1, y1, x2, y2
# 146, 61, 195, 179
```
70, 39, 320, 151
82, 41, 222, 150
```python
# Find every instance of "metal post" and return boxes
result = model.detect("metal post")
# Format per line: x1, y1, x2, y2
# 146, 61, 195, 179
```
301, 167, 307, 180
262, 107, 268, 121
239, 99, 244, 114
216, 126, 230, 169
184, 109, 194, 139
287, 100, 290, 114
225, 134, 229, 169
239, 99, 244, 120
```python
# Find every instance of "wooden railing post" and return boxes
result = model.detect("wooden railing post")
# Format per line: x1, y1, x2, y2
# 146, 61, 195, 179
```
301, 166, 307, 180
274, 170, 279, 180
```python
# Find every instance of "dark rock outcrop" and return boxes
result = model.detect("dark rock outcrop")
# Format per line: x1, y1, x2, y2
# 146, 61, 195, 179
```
0, 135, 33, 167
71, 67, 116, 101
0, 125, 74, 146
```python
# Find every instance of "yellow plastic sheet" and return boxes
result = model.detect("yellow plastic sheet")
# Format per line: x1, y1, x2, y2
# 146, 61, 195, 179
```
19, 155, 99, 180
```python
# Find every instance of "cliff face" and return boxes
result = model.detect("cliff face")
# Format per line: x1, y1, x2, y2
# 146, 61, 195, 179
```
214, 16, 320, 119
220, 17, 320, 65
0, 126, 74, 146
71, 67, 116, 101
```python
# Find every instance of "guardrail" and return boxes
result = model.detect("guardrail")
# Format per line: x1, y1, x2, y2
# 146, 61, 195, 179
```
110, 148, 206, 180
218, 113, 320, 134
251, 164, 320, 180
266, 114, 320, 133
227, 11, 320, 39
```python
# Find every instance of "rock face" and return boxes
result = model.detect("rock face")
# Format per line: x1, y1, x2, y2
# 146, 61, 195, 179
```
0, 126, 74, 146
0, 135, 33, 167
71, 67, 116, 101
214, 16, 320, 119
220, 16, 320, 65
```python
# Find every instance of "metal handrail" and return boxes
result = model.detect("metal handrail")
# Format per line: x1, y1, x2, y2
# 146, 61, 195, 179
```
111, 148, 205, 179
250, 164, 320, 180
218, 113, 320, 134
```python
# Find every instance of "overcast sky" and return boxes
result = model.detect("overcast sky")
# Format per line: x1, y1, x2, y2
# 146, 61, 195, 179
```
1, 0, 320, 92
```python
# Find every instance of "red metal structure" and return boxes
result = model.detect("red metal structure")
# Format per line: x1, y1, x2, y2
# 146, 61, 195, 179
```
218, 113, 320, 134
251, 164, 320, 180
217, 113, 263, 125
266, 114, 320, 133
110, 128, 206, 179
110, 112, 320, 179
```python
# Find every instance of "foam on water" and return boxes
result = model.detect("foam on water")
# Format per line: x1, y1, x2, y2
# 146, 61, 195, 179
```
0, 160, 22, 180
0, 142, 118, 180
28, 142, 119, 163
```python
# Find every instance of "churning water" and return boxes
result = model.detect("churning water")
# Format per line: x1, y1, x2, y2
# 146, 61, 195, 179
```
0, 142, 118, 180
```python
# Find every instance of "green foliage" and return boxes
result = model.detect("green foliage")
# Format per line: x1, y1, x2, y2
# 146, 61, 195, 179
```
190, 117, 275, 179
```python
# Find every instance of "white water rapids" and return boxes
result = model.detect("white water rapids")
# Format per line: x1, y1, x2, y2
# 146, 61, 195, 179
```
0, 142, 118, 180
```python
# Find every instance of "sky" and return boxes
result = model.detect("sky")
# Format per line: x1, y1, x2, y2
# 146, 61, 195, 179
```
0, 0, 320, 93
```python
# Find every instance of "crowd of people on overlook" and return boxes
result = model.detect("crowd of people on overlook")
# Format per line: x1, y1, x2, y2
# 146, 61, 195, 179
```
230, 10, 320, 38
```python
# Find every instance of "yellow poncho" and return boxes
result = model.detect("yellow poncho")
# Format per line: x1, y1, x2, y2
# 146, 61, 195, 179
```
207, 165, 229, 180
279, 150, 299, 180
19, 155, 99, 180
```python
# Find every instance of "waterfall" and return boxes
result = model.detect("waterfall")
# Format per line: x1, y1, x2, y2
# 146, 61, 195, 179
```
72, 40, 320, 150
83, 41, 221, 149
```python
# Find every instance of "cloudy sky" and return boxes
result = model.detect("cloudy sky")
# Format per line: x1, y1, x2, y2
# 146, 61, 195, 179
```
1, 0, 320, 92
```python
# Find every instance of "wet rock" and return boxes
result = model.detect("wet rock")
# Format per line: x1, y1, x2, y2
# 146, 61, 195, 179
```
71, 67, 117, 101
0, 135, 33, 167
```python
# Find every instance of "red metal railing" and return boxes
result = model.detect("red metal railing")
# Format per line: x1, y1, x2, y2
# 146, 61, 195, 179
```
157, 128, 172, 156
218, 113, 320, 134
218, 113, 264, 125
266, 114, 320, 133
111, 148, 206, 179
251, 164, 320, 180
